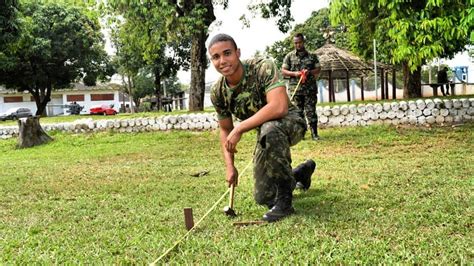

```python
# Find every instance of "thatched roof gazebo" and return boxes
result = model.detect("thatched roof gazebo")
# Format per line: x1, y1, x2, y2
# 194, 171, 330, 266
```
314, 43, 396, 102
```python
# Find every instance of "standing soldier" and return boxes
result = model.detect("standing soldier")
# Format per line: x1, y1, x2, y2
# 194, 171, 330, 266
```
437, 66, 450, 96
282, 33, 321, 140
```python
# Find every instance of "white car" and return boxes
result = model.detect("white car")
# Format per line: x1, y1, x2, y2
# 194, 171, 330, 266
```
0, 107, 33, 121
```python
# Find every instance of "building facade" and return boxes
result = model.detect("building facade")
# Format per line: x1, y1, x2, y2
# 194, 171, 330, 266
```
0, 83, 121, 116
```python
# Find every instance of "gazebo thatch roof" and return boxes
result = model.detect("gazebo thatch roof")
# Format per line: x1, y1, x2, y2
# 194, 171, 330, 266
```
314, 43, 391, 80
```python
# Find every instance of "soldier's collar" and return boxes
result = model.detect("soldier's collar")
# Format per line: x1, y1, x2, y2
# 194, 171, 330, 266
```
224, 62, 246, 91
296, 50, 308, 57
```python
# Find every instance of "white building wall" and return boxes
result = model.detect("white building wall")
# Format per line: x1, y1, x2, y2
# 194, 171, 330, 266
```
0, 95, 37, 114
182, 91, 214, 109
1, 90, 121, 115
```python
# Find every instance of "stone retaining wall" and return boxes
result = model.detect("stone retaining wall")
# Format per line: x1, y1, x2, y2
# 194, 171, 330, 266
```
1, 98, 473, 140
317, 98, 474, 127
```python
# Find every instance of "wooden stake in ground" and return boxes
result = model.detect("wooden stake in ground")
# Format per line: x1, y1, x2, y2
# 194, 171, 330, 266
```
184, 207, 194, 230
17, 116, 53, 148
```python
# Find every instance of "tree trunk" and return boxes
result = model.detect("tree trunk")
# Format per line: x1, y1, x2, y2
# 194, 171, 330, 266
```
402, 62, 422, 98
127, 75, 135, 114
17, 116, 53, 148
30, 87, 51, 116
188, 29, 207, 111
154, 67, 162, 111
186, 0, 215, 111
133, 97, 141, 109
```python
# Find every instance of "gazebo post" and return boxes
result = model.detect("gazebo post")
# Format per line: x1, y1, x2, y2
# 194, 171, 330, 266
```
380, 68, 385, 99
346, 70, 351, 102
385, 71, 389, 99
360, 76, 365, 101
392, 69, 396, 99
328, 70, 334, 102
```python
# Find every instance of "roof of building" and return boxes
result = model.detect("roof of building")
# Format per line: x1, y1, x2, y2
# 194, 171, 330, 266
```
0, 82, 122, 94
315, 43, 392, 80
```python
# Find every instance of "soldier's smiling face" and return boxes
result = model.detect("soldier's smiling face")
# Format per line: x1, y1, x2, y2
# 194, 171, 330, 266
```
209, 40, 241, 78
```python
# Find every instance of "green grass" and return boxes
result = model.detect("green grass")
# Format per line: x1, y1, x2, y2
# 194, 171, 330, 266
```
0, 123, 472, 264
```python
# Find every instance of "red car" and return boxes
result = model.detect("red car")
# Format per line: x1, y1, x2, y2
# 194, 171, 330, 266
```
89, 104, 118, 116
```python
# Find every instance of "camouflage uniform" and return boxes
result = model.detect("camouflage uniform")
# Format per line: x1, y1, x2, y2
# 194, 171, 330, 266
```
282, 50, 320, 130
211, 58, 307, 206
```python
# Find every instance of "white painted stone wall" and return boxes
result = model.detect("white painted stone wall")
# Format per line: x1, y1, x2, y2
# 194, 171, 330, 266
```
316, 98, 474, 128
1, 98, 473, 140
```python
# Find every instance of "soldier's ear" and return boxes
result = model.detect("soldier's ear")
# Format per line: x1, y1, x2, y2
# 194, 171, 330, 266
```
236, 48, 241, 58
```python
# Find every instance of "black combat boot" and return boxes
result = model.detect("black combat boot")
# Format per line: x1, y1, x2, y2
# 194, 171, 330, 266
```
310, 123, 320, 140
293, 159, 316, 191
262, 183, 294, 222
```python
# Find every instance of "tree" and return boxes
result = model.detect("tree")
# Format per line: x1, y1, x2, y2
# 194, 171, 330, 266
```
0, 0, 20, 49
162, 75, 183, 96
107, 1, 191, 111
330, 0, 474, 98
0, 2, 111, 115
109, 15, 146, 114
164, 0, 215, 111
266, 8, 348, 68
132, 70, 155, 109
247, 0, 293, 33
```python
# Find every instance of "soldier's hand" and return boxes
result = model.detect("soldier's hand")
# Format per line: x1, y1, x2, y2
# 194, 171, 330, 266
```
225, 127, 242, 154
226, 166, 238, 187
299, 69, 308, 84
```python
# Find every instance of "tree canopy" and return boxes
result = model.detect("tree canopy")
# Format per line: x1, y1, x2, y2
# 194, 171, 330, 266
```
0, 1, 112, 115
0, 0, 20, 49
330, 0, 474, 97
107, 0, 192, 111
266, 8, 348, 68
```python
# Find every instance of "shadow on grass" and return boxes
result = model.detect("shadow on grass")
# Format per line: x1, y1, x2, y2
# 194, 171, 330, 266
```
293, 187, 370, 223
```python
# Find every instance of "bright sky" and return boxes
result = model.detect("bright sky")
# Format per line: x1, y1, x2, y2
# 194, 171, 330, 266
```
178, 0, 329, 84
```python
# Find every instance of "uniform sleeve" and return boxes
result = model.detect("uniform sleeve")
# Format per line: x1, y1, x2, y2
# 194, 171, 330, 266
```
281, 53, 291, 70
312, 53, 321, 69
258, 59, 286, 93
210, 82, 232, 120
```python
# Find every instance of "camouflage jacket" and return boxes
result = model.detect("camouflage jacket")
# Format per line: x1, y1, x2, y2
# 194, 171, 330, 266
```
211, 57, 297, 121
282, 50, 320, 92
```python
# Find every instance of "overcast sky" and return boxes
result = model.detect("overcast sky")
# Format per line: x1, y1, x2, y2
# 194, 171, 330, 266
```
178, 0, 329, 84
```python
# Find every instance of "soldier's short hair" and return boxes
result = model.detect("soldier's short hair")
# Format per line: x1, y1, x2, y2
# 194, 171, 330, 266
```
208, 33, 238, 51
294, 33, 305, 41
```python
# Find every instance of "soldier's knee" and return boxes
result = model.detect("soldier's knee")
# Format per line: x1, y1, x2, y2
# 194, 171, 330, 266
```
260, 120, 279, 134
261, 121, 285, 137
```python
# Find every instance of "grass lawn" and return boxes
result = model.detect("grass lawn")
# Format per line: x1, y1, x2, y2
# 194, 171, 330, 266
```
0, 123, 472, 264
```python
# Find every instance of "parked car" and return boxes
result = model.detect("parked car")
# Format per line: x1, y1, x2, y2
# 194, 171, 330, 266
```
66, 102, 84, 115
0, 107, 33, 121
89, 104, 118, 116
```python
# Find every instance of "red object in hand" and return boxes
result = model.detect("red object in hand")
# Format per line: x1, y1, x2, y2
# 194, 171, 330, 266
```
299, 69, 308, 84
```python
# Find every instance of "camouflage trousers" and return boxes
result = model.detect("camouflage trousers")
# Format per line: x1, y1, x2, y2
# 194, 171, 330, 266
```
253, 108, 306, 206
292, 93, 318, 126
